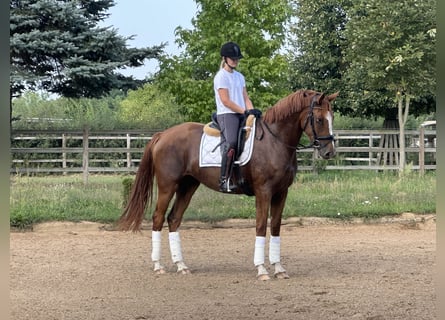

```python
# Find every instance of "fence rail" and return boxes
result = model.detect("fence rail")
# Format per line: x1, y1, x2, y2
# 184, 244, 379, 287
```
10, 127, 436, 178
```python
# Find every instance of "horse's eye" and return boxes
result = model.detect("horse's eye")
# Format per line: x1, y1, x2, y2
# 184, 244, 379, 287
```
316, 117, 323, 125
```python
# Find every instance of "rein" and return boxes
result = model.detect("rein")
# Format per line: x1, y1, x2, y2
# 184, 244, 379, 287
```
260, 120, 306, 150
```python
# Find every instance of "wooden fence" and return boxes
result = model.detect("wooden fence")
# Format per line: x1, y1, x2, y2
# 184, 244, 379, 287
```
10, 127, 436, 179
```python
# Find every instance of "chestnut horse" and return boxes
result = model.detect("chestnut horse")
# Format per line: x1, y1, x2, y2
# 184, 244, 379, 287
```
118, 89, 338, 280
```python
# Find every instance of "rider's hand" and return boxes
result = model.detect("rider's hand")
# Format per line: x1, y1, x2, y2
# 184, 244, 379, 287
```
244, 109, 262, 118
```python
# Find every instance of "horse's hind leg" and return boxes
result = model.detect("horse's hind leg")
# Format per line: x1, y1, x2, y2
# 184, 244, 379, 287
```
151, 187, 176, 274
167, 176, 200, 274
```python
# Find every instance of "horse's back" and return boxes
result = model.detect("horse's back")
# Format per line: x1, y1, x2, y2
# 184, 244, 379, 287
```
151, 122, 204, 166
158, 122, 203, 145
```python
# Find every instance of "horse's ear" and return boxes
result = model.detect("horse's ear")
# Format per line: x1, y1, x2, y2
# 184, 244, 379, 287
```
317, 93, 325, 104
328, 92, 340, 101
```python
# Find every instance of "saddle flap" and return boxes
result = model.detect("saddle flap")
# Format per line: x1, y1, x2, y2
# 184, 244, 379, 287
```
200, 116, 256, 168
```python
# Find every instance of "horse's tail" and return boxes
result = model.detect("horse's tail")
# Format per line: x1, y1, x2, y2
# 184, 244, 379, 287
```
118, 133, 161, 232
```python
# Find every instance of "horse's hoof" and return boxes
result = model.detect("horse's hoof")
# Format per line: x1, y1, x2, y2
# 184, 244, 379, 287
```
178, 268, 191, 275
274, 272, 290, 279
176, 261, 190, 274
257, 274, 271, 281
154, 268, 166, 275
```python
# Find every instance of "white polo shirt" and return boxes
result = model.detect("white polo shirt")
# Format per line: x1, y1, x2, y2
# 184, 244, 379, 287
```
214, 68, 246, 115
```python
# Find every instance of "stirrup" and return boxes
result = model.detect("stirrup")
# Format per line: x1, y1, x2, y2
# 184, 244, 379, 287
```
219, 178, 236, 193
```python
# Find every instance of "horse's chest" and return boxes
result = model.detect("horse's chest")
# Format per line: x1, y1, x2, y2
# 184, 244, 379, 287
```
264, 164, 296, 188
281, 167, 296, 186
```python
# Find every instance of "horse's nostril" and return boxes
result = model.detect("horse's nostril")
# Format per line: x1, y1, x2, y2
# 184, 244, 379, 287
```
322, 150, 336, 159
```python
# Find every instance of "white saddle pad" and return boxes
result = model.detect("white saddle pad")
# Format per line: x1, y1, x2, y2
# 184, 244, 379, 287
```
199, 118, 256, 167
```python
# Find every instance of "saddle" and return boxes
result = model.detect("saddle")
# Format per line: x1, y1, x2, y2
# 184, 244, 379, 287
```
203, 113, 255, 158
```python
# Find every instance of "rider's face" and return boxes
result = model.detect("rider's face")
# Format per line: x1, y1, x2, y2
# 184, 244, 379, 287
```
227, 57, 240, 65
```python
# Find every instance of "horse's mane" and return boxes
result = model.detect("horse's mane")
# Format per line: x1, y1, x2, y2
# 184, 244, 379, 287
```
263, 89, 318, 123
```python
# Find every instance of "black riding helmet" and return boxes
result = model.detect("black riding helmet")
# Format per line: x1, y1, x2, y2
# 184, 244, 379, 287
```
220, 42, 243, 59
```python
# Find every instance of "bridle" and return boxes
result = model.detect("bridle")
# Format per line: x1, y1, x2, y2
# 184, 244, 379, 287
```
260, 94, 335, 151
301, 94, 335, 149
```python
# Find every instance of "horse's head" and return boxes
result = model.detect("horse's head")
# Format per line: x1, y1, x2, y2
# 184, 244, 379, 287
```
301, 92, 338, 159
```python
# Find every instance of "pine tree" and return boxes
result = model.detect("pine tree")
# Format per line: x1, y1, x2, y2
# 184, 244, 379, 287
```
10, 0, 164, 101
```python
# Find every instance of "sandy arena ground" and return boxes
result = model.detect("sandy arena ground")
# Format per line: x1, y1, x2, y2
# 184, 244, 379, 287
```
10, 214, 436, 320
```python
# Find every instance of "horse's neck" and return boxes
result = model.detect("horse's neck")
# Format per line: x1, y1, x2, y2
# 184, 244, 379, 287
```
264, 117, 304, 153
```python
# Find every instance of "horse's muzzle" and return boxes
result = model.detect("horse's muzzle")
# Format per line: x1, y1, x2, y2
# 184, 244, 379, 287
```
316, 141, 336, 159
313, 135, 336, 159
320, 148, 336, 159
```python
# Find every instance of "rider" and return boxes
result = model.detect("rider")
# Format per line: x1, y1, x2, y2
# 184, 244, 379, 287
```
213, 41, 260, 192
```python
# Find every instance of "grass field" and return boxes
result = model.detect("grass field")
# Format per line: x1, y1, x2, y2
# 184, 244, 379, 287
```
9, 170, 436, 229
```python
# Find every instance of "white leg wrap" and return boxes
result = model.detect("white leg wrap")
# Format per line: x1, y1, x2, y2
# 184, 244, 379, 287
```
151, 231, 162, 262
254, 236, 266, 266
257, 264, 269, 277
269, 236, 281, 265
274, 262, 287, 275
169, 232, 183, 263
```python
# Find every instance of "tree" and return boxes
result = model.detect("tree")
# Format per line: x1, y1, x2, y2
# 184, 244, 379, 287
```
344, 0, 436, 171
10, 0, 164, 115
118, 83, 184, 129
11, 91, 125, 130
155, 0, 292, 123
288, 0, 352, 101
288, 0, 435, 120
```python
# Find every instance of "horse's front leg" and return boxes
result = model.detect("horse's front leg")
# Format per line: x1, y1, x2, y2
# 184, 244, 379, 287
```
269, 190, 290, 279
254, 194, 271, 281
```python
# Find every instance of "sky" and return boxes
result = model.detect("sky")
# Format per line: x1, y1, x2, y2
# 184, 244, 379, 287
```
102, 0, 198, 79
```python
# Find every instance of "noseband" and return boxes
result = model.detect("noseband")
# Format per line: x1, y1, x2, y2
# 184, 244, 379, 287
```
302, 95, 335, 149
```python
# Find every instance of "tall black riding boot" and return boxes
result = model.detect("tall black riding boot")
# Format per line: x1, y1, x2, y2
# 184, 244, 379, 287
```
219, 147, 236, 192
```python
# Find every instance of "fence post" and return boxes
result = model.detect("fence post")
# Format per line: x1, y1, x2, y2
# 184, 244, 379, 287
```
419, 125, 425, 176
126, 133, 131, 168
62, 133, 67, 175
82, 126, 89, 184
312, 149, 318, 173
